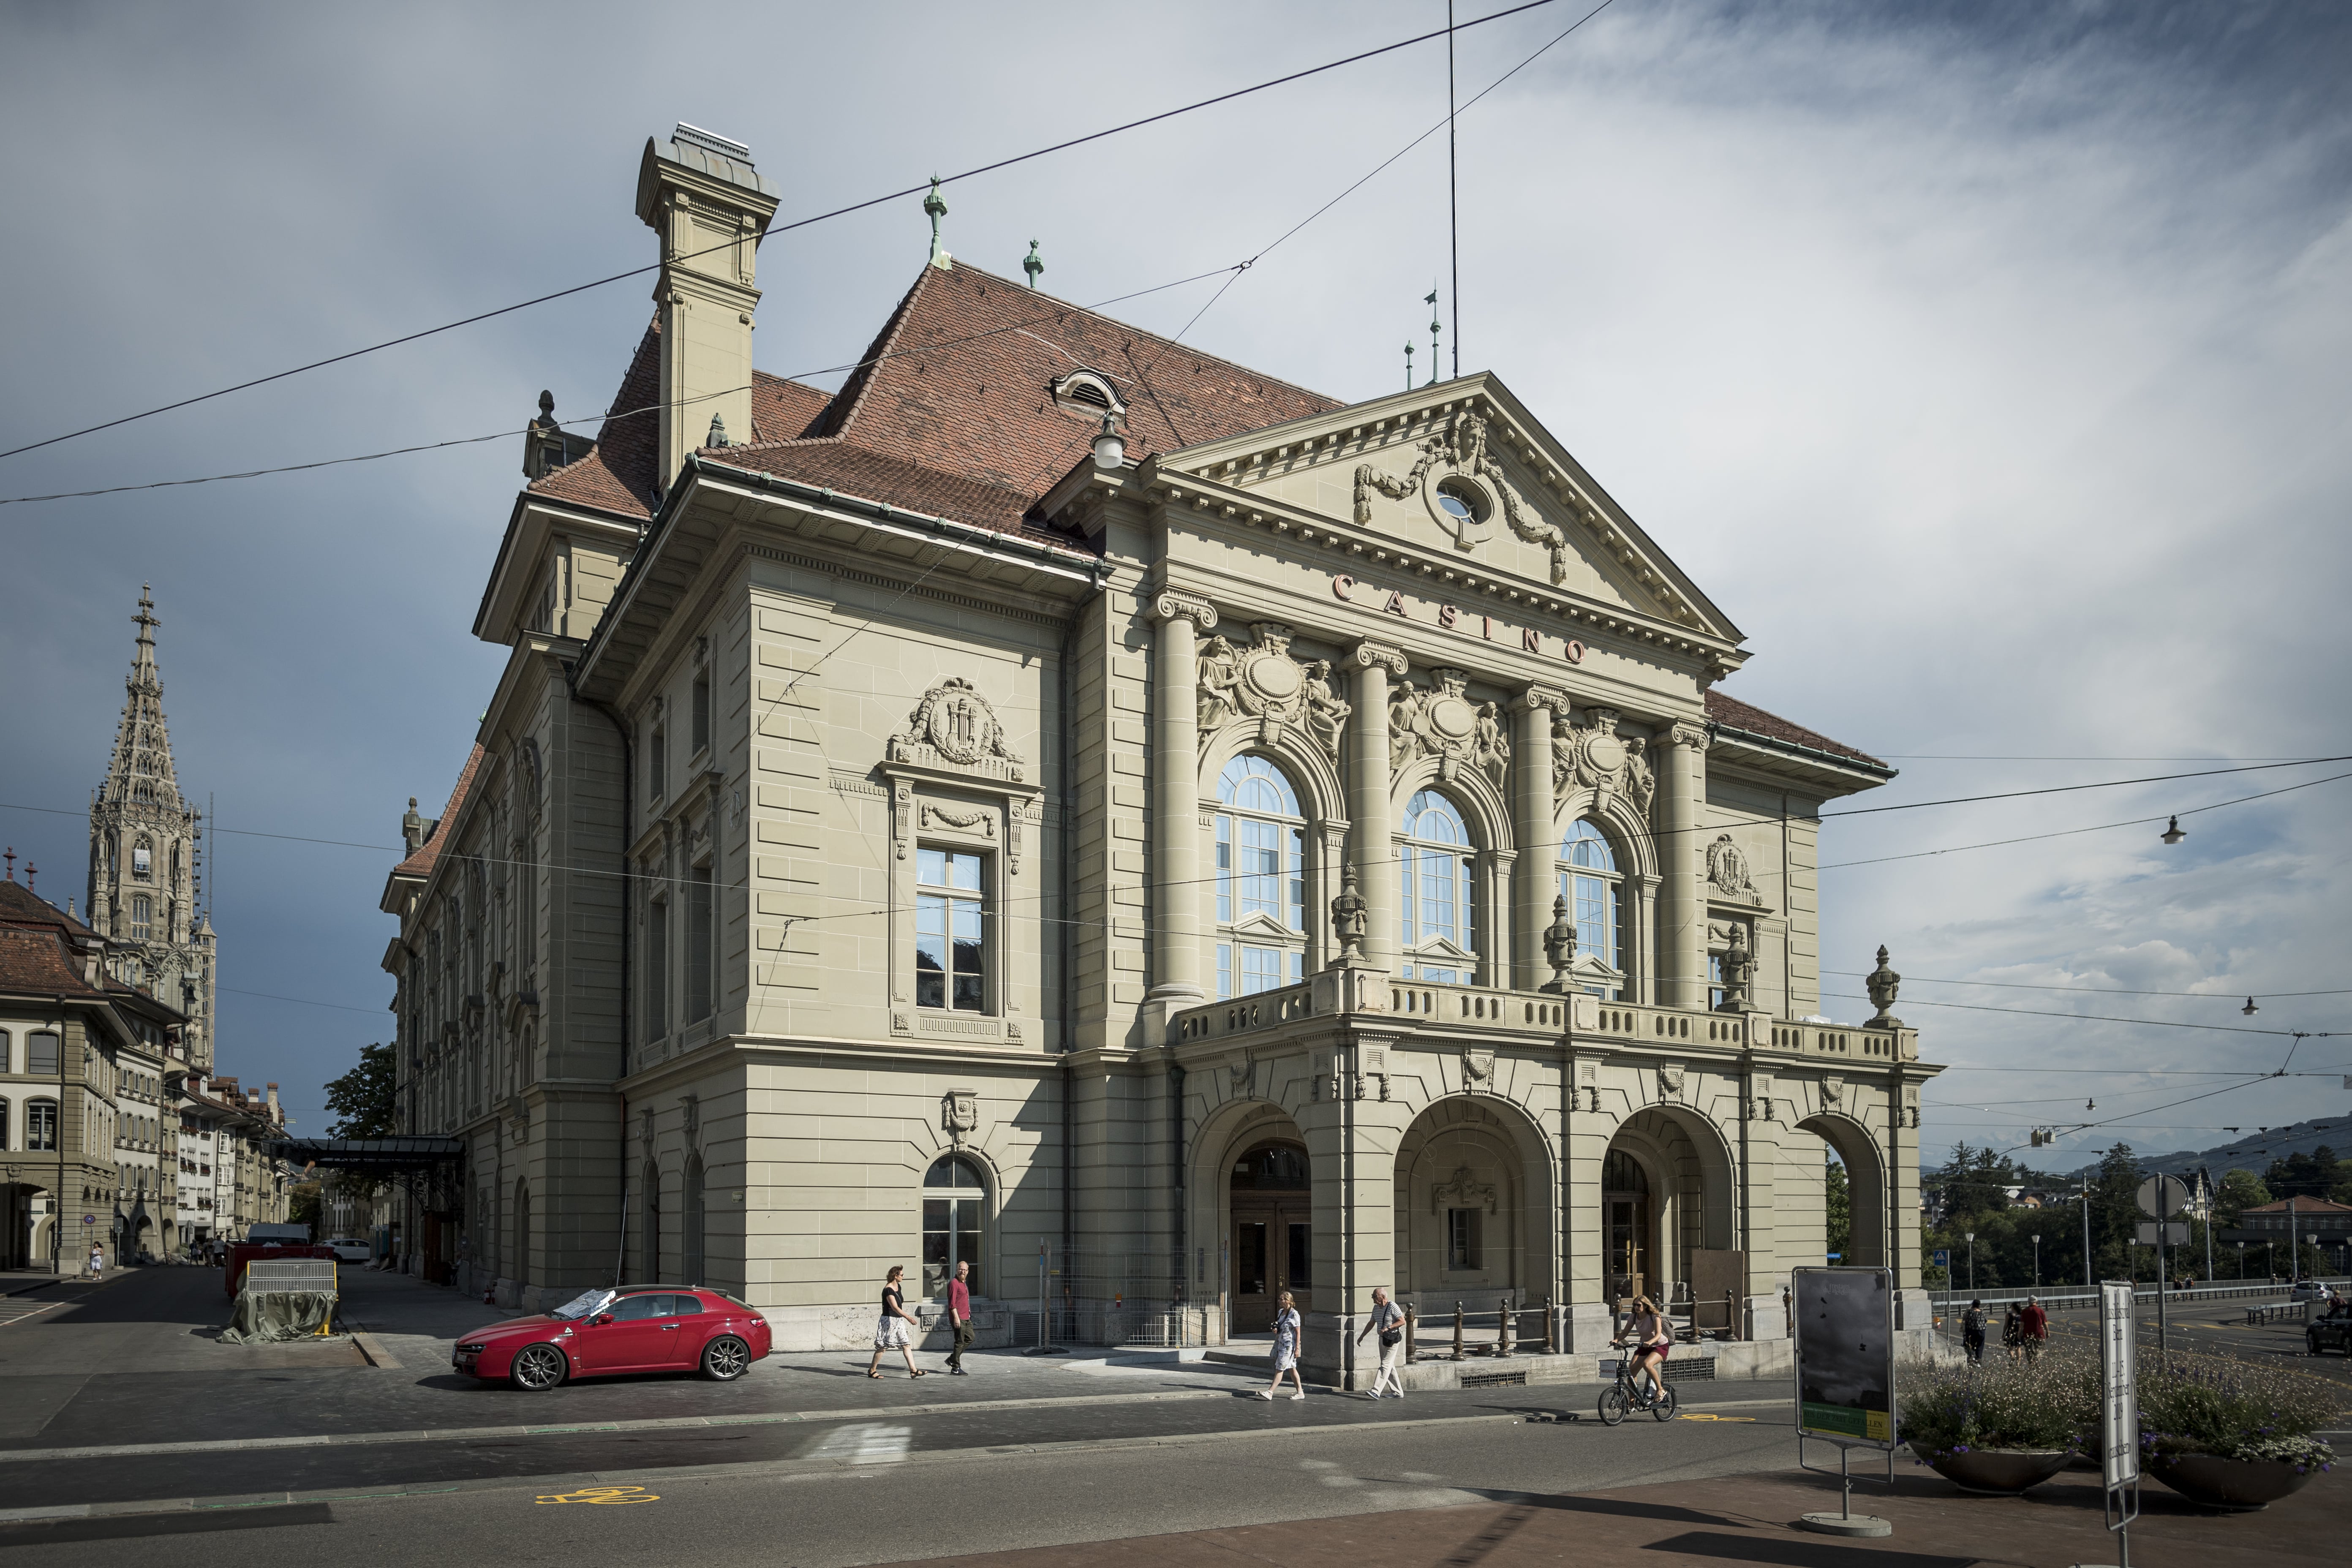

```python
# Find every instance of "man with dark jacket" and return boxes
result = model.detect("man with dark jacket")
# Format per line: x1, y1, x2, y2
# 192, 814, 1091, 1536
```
1961, 1299, 1987, 1364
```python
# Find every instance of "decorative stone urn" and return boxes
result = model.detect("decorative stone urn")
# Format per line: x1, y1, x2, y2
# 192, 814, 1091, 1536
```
2146, 1451, 2321, 1512
1909, 1444, 2072, 1496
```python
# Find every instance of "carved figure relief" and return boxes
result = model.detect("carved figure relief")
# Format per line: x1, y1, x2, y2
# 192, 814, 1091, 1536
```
1197, 622, 1350, 760
1707, 833, 1763, 906
1657, 1064, 1686, 1102
942, 1089, 979, 1136
1352, 407, 1569, 582
1390, 668, 1505, 784
1820, 1074, 1845, 1111
1552, 707, 1655, 817
1431, 1163, 1498, 1215
890, 678, 1024, 781
1462, 1047, 1495, 1092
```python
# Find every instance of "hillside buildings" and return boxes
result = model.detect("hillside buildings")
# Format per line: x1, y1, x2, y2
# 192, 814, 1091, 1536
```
378, 125, 1940, 1376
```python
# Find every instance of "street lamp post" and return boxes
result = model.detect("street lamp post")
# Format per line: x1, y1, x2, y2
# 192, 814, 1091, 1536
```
2032, 1234, 2042, 1290
1966, 1232, 1976, 1294
2236, 1240, 2246, 1281
2080, 1174, 2093, 1291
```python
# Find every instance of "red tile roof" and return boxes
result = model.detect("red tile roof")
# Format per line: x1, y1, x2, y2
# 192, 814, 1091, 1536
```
1705, 690, 1885, 770
0, 924, 95, 996
393, 743, 486, 879
2242, 1197, 2352, 1215
0, 878, 101, 940
530, 261, 1343, 542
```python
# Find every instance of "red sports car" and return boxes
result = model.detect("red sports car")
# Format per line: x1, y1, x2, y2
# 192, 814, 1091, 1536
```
453, 1285, 772, 1391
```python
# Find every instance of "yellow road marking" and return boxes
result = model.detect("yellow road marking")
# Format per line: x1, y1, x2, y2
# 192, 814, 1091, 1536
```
534, 1485, 659, 1505
1676, 1413, 1757, 1423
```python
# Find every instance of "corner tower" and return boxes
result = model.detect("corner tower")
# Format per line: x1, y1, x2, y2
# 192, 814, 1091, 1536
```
87, 585, 216, 1070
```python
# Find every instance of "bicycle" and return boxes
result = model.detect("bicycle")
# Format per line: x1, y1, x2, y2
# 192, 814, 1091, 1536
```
1598, 1342, 1678, 1426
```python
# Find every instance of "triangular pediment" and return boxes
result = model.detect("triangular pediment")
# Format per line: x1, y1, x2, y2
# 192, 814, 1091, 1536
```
1156, 375, 1740, 644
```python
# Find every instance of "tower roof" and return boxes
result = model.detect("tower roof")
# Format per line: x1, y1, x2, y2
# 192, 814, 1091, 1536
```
99, 584, 190, 818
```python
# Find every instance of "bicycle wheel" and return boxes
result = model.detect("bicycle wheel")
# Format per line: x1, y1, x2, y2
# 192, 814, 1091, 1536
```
1650, 1382, 1678, 1421
1598, 1385, 1629, 1426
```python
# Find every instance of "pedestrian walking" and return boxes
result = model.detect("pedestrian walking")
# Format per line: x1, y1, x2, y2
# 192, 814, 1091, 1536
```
1354, 1286, 1406, 1399
1961, 1298, 1986, 1365
1255, 1291, 1306, 1401
946, 1260, 975, 1375
2001, 1302, 2024, 1361
2020, 1295, 2048, 1362
865, 1265, 928, 1379
87, 1243, 104, 1279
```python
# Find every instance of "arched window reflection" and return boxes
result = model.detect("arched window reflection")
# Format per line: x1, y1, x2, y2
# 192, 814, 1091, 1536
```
924, 1155, 987, 1296
1558, 819, 1625, 999
1214, 755, 1305, 999
1401, 790, 1476, 984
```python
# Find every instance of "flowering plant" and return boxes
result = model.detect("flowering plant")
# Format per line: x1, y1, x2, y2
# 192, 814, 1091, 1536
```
1897, 1351, 2088, 1458
2135, 1350, 2344, 1472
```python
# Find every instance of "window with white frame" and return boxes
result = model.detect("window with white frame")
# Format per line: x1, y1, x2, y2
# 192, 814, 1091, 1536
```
1558, 819, 1627, 999
915, 847, 986, 1011
1214, 755, 1305, 999
1400, 790, 1477, 983
130, 895, 152, 941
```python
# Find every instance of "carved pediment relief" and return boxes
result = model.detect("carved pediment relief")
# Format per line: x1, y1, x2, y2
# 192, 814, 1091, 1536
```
1707, 833, 1764, 906
1389, 667, 1508, 786
1198, 620, 1350, 759
1432, 1162, 1498, 1214
1553, 707, 1654, 817
889, 678, 1024, 782
1355, 408, 1568, 583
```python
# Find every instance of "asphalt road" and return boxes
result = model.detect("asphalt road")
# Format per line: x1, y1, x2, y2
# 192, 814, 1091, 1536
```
0, 1393, 1802, 1567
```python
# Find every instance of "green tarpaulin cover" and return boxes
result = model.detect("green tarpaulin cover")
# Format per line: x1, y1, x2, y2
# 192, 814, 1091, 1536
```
219, 1288, 338, 1344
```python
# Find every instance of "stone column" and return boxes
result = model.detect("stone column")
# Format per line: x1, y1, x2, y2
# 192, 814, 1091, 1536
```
1147, 594, 1217, 1021
1511, 688, 1564, 991
1347, 642, 1408, 973
1654, 721, 1710, 1010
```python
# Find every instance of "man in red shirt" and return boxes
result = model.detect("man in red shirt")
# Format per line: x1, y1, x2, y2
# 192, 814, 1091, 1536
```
2019, 1295, 2048, 1361
947, 1260, 974, 1375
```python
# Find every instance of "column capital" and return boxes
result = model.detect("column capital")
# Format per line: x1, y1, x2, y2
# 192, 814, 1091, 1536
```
1668, 719, 1711, 751
1513, 683, 1570, 715
1151, 592, 1218, 631
1348, 639, 1407, 676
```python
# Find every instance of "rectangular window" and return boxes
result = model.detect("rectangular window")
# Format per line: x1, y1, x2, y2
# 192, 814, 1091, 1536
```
1214, 819, 1232, 924
131, 896, 152, 940
686, 864, 713, 1024
28, 1100, 58, 1152
28, 1032, 60, 1076
647, 900, 670, 1038
1240, 945, 1285, 996
1216, 944, 1233, 1001
1708, 953, 1726, 1012
1447, 1207, 1483, 1271
915, 848, 986, 1011
648, 726, 667, 801
691, 669, 712, 755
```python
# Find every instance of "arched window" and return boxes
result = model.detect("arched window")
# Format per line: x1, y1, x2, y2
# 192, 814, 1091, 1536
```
1214, 755, 1305, 999
923, 1154, 987, 1297
130, 896, 152, 941
1400, 790, 1476, 983
1559, 819, 1626, 999
133, 836, 153, 877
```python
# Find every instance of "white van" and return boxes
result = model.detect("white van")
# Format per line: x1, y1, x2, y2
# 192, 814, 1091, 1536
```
245, 1222, 313, 1245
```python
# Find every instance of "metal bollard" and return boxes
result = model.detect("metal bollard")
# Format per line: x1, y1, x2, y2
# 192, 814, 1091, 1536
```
1544, 1293, 1557, 1354
1453, 1301, 1465, 1361
1405, 1300, 1418, 1361
1497, 1295, 1514, 1358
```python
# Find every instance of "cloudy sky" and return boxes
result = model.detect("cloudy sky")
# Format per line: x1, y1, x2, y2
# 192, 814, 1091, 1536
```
2, 0, 2346, 1168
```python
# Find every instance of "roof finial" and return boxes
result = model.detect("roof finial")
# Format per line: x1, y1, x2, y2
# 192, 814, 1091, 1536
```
924, 177, 952, 271
706, 413, 729, 448
3, 847, 13, 881
1426, 286, 1442, 387
134, 584, 160, 645
1404, 340, 1414, 392
1023, 238, 1043, 288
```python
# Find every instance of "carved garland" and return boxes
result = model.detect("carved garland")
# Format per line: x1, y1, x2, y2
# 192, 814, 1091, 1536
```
1353, 408, 1569, 583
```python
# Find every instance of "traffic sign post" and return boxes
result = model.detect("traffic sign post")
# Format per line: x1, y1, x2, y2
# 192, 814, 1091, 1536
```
2137, 1175, 2189, 1357
2073, 1280, 2142, 1568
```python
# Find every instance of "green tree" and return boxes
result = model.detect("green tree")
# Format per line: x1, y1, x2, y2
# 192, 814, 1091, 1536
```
323, 1043, 396, 1140
2089, 1144, 2147, 1282
2264, 1146, 2340, 1202
288, 1183, 321, 1235
1826, 1150, 1851, 1261
2213, 1168, 2270, 1227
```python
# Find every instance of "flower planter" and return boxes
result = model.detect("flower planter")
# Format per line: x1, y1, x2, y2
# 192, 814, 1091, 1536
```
1910, 1444, 2072, 1496
2147, 1452, 2318, 1512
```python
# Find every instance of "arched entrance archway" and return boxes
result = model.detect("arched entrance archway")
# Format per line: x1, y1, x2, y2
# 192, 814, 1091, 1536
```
1603, 1108, 1737, 1313
1392, 1097, 1554, 1318
1228, 1140, 1310, 1331
1799, 1114, 1888, 1269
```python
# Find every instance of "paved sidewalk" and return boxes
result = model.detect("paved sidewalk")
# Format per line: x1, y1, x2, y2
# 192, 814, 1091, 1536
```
861, 1463, 2342, 1568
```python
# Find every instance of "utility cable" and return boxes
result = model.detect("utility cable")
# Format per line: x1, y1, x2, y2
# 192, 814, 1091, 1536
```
1823, 972, 2352, 1002
1818, 991, 2341, 1040
1819, 756, 2352, 819
0, 0, 1571, 466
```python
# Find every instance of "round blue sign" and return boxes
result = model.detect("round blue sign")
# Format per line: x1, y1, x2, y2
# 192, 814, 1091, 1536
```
82, 1214, 97, 1225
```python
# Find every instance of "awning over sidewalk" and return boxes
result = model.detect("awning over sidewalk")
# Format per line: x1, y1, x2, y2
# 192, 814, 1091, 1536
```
270, 1136, 463, 1172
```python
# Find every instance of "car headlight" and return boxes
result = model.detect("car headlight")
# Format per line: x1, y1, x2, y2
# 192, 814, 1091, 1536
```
456, 1343, 485, 1353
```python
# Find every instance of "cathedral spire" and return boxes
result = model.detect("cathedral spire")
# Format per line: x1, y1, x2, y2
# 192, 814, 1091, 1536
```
103, 583, 183, 814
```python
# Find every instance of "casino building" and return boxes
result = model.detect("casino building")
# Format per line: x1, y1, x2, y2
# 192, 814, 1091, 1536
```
378, 125, 1941, 1374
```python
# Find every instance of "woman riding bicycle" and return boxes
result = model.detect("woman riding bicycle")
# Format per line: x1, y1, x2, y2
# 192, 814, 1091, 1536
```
1615, 1295, 1672, 1402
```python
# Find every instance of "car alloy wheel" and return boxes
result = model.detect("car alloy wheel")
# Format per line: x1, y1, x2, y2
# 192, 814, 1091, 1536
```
511, 1343, 569, 1391
702, 1335, 751, 1381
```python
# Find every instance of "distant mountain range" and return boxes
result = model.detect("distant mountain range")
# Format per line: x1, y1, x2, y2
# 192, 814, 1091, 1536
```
2059, 1116, 2350, 1180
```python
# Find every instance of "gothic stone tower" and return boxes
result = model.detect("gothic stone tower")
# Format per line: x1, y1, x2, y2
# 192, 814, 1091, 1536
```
86, 586, 216, 1070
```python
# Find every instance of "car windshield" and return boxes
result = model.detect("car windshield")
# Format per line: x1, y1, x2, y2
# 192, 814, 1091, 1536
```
549, 1288, 618, 1321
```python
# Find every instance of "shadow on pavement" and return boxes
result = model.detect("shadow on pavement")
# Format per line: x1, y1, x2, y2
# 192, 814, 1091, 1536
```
0, 1502, 333, 1545
1642, 1532, 1973, 1568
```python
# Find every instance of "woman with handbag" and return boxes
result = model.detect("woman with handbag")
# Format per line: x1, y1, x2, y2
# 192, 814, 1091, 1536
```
1254, 1291, 1307, 1401
865, 1265, 928, 1379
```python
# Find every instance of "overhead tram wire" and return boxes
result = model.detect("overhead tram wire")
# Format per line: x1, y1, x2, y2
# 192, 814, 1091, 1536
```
1822, 972, 2352, 1002
0, 0, 1576, 466
1819, 991, 2342, 1040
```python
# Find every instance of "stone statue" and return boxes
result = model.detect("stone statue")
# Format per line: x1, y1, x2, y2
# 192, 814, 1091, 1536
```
1541, 893, 1577, 992
1195, 635, 1240, 732
1718, 924, 1755, 1013
1329, 866, 1369, 966
1388, 680, 1425, 772
1622, 734, 1655, 817
1865, 945, 1903, 1028
1302, 659, 1350, 757
1475, 701, 1509, 786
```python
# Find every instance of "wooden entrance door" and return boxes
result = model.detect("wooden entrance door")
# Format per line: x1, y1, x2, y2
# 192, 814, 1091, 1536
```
1228, 1142, 1311, 1332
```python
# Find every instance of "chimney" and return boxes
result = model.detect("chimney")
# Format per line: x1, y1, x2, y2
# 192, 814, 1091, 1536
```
636, 124, 781, 493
